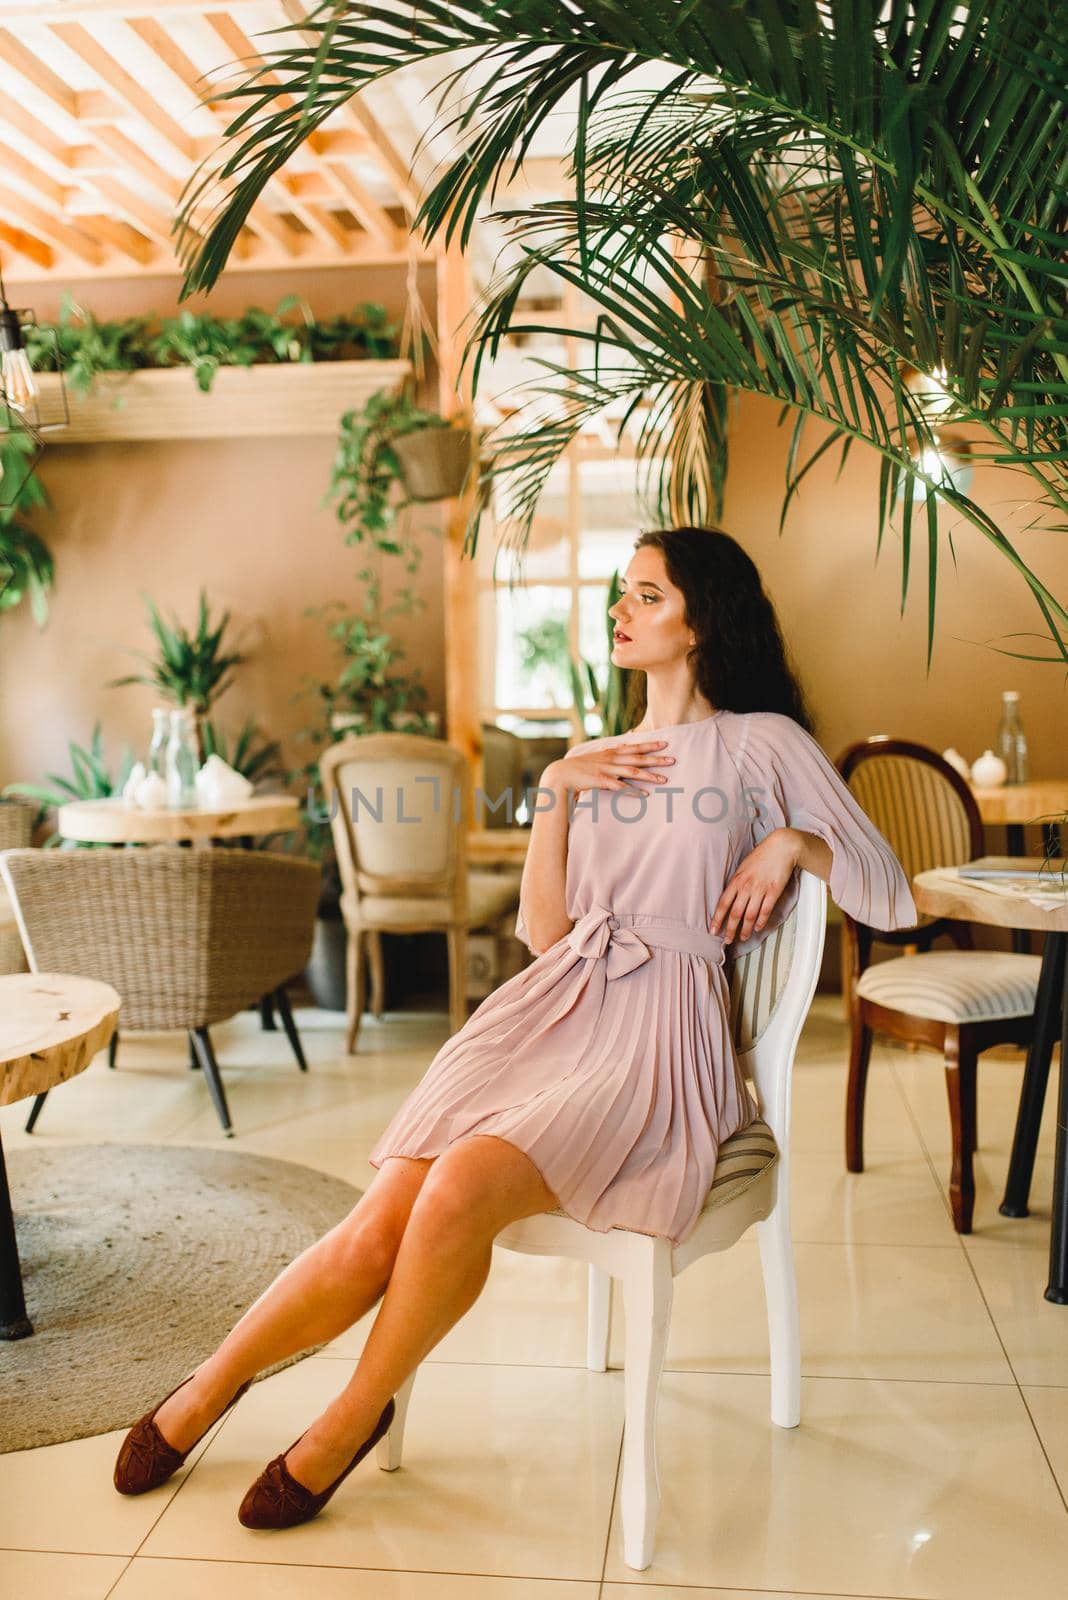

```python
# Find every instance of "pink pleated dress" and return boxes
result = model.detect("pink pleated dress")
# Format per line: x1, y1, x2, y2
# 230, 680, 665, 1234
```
367, 710, 918, 1246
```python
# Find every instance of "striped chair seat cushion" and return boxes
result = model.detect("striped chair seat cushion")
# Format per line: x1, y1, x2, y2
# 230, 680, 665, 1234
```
856, 950, 1043, 1023
546, 1115, 779, 1226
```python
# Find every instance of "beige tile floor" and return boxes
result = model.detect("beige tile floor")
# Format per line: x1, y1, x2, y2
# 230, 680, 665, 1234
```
1, 994, 1066, 1599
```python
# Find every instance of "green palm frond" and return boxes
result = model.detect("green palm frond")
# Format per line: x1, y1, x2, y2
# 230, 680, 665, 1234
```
175, 0, 1068, 667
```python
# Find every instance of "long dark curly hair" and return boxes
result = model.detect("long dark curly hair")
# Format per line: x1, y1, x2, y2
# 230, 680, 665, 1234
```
622, 527, 817, 735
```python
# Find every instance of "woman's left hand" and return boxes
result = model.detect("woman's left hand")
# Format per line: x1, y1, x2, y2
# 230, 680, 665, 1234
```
710, 828, 801, 944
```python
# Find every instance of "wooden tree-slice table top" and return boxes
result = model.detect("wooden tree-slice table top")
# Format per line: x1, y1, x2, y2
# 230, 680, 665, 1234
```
913, 857, 1068, 935
56, 794, 301, 845
0, 974, 121, 1105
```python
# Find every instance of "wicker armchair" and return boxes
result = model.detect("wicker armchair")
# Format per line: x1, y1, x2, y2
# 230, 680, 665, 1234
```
0, 847, 321, 1137
0, 800, 34, 975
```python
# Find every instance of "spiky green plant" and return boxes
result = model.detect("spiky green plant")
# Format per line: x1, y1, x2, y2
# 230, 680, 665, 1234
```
173, 0, 1067, 672
109, 590, 244, 719
2, 723, 134, 847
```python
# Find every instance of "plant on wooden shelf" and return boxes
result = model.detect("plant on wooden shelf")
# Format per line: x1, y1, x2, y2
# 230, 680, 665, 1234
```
109, 590, 245, 760
0, 425, 53, 627
23, 292, 402, 399
2, 723, 134, 848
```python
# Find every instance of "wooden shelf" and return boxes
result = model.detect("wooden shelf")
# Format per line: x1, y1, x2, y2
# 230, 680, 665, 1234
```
35, 359, 412, 443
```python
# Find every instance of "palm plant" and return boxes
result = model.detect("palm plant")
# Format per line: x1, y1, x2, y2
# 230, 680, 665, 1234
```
174, 1, 1067, 670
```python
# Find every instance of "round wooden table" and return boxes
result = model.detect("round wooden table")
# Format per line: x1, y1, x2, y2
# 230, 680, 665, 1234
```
0, 973, 120, 1339
56, 794, 301, 846
913, 860, 1068, 1303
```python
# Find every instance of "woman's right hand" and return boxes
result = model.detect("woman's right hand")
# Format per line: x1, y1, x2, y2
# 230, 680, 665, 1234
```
543, 739, 675, 798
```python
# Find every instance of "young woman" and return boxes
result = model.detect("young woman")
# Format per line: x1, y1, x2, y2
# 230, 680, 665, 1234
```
114, 526, 917, 1528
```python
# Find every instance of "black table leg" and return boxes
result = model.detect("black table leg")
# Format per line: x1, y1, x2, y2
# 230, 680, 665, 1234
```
1046, 941, 1068, 1303
0, 1128, 33, 1340
1001, 932, 1065, 1217
1007, 823, 1031, 954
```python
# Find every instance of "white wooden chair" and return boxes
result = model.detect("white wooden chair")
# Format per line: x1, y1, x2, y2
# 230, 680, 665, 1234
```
374, 869, 827, 1570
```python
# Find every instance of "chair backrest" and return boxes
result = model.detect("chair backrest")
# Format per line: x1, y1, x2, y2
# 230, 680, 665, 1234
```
319, 734, 470, 916
0, 846, 320, 1030
725, 870, 827, 1150
480, 723, 525, 829
836, 737, 983, 927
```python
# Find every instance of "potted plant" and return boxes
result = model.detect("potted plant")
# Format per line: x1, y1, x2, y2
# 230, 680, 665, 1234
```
109, 589, 245, 761
23, 291, 401, 398
327, 390, 472, 530
291, 602, 439, 1010
0, 424, 53, 625
2, 723, 134, 847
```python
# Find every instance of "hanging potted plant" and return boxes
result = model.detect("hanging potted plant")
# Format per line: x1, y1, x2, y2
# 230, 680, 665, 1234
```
390, 406, 472, 501
329, 387, 472, 521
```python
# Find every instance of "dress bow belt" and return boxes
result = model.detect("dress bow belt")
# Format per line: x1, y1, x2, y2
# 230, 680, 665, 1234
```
565, 904, 725, 980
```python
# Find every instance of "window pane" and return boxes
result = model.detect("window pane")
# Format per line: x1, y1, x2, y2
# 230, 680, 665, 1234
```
575, 457, 651, 578
486, 459, 572, 584
492, 584, 573, 711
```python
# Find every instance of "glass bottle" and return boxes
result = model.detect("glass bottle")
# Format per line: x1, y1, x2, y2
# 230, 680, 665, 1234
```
996, 690, 1029, 785
165, 708, 199, 807
147, 707, 170, 778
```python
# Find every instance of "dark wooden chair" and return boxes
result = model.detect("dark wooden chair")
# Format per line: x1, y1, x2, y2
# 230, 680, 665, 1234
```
836, 738, 1042, 1232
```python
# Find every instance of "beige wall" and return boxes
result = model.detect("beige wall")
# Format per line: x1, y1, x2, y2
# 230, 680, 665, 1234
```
724, 393, 1066, 791
0, 263, 446, 796
1, 270, 1064, 858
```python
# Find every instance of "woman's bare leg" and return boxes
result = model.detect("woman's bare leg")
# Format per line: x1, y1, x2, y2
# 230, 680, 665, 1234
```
283, 1134, 559, 1493
153, 1154, 435, 1453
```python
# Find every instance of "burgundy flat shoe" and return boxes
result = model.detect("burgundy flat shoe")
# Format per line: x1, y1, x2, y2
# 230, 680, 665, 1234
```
113, 1373, 253, 1496
237, 1396, 396, 1530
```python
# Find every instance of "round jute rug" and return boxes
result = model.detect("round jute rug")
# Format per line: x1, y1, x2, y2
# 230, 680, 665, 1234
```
1, 1143, 364, 1454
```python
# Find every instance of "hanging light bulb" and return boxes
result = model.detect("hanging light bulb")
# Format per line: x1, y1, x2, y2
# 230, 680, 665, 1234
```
0, 249, 37, 414
901, 431, 974, 504
901, 361, 956, 419
0, 253, 67, 436
0, 326, 37, 414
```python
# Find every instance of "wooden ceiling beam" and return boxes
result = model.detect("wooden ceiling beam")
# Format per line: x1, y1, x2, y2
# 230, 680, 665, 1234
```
85, 174, 190, 254
0, 4, 263, 19
67, 138, 181, 205
50, 21, 198, 161
3, 149, 66, 211
310, 130, 372, 161
71, 214, 157, 265
0, 221, 54, 271
323, 164, 404, 252
0, 29, 78, 117
74, 89, 126, 123
276, 0, 420, 213
0, 100, 70, 168
0, 186, 103, 265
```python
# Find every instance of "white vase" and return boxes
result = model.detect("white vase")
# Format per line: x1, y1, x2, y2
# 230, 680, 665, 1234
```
971, 749, 1007, 787
941, 748, 972, 781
